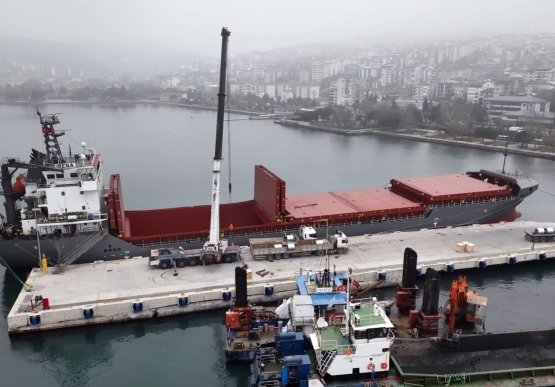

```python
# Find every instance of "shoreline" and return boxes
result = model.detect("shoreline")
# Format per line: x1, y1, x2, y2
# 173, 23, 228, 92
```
3, 101, 552, 160
0, 100, 263, 116
276, 120, 555, 161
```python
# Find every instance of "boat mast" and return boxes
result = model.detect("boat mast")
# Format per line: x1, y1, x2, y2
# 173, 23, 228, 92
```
202, 27, 230, 261
37, 111, 65, 165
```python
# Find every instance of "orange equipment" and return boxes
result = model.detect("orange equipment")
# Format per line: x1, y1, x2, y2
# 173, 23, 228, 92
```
12, 173, 27, 195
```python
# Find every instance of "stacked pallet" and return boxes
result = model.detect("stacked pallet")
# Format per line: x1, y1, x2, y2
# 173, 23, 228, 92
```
456, 241, 475, 253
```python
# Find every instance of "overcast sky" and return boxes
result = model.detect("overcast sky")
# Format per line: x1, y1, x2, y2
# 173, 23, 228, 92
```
1, 0, 554, 56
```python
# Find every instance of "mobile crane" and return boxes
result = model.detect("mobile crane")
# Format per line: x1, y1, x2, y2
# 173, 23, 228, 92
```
149, 28, 240, 270
200, 27, 240, 265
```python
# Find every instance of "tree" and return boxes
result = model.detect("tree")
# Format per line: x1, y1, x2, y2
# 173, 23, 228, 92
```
118, 86, 127, 99
473, 127, 498, 142
422, 97, 429, 114
441, 98, 474, 138
299, 106, 333, 121
377, 108, 402, 129
402, 104, 422, 128
515, 130, 532, 145
428, 104, 442, 123
30, 89, 46, 100
359, 97, 377, 123
332, 105, 353, 128
470, 104, 487, 123
366, 110, 378, 123
59, 86, 67, 95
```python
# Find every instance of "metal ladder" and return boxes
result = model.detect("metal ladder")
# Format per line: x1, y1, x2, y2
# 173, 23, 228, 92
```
53, 228, 107, 273
316, 349, 337, 376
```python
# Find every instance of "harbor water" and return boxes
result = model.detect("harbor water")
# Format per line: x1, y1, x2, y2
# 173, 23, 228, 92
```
1, 103, 555, 386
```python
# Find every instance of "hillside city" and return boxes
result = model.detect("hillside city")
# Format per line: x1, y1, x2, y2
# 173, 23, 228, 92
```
1, 33, 555, 150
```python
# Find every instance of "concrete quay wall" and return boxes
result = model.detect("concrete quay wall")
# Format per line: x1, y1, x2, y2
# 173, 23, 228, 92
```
7, 221, 555, 334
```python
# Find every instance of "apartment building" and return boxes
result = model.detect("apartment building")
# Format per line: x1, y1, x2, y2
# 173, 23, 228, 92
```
410, 84, 430, 99
435, 82, 455, 98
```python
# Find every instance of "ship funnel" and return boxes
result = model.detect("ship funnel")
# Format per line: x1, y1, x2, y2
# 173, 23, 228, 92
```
234, 267, 248, 308
401, 247, 418, 289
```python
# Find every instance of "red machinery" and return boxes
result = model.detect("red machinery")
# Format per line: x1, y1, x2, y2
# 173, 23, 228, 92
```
225, 267, 279, 332
445, 276, 488, 339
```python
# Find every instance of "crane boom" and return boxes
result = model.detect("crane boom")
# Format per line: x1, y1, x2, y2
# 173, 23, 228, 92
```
201, 27, 231, 263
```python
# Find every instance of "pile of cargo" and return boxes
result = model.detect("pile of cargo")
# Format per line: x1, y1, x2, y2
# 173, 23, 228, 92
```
455, 241, 476, 253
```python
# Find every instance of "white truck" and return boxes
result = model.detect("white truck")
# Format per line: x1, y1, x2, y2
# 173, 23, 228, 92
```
525, 227, 555, 243
249, 226, 349, 261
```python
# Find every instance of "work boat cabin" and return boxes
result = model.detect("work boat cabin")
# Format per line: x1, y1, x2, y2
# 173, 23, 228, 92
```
20, 146, 106, 237
310, 297, 395, 379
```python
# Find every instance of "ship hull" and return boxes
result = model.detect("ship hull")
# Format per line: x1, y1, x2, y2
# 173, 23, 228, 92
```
0, 197, 522, 270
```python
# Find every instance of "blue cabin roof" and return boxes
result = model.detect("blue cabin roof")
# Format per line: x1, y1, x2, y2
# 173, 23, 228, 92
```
295, 273, 347, 305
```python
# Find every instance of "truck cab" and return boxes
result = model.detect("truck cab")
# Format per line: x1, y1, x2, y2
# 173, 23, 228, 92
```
300, 225, 318, 240
331, 230, 349, 253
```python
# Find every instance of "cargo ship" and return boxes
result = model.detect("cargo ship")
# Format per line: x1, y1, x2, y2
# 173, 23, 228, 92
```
0, 113, 539, 270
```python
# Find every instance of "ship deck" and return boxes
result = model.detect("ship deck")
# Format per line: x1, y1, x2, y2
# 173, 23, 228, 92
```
350, 305, 387, 327
319, 325, 350, 350
391, 174, 512, 201
285, 188, 424, 219
7, 221, 555, 334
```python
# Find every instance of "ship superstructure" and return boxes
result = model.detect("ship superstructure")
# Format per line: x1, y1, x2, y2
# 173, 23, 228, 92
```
311, 296, 395, 379
1, 112, 108, 269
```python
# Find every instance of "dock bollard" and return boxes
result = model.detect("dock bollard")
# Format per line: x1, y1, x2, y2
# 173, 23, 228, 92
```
42, 254, 48, 274
178, 293, 188, 307
264, 285, 274, 296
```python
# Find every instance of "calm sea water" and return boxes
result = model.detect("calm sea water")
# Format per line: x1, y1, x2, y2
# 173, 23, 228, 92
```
1, 103, 554, 386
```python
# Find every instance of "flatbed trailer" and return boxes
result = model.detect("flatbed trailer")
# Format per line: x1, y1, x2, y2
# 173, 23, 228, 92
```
249, 230, 348, 261
149, 246, 241, 269
525, 227, 555, 242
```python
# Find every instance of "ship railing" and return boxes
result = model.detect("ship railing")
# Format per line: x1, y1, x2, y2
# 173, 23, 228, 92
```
328, 315, 345, 326
36, 212, 107, 223
387, 328, 395, 345
319, 338, 354, 353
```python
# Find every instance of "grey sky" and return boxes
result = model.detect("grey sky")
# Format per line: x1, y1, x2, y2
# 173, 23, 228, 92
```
1, 0, 554, 56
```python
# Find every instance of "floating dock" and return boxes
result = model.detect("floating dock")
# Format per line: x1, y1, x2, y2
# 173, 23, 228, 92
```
7, 221, 555, 334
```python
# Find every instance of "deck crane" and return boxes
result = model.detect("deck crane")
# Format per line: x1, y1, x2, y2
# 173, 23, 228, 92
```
200, 27, 231, 264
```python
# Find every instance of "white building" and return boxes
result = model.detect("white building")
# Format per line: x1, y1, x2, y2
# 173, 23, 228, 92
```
484, 96, 550, 118
160, 77, 180, 89
295, 85, 319, 99
299, 70, 311, 83
312, 65, 325, 82
410, 84, 430, 100
380, 66, 395, 85
329, 78, 347, 105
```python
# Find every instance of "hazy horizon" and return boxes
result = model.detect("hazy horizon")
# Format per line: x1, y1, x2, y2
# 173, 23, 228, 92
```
1, 0, 554, 57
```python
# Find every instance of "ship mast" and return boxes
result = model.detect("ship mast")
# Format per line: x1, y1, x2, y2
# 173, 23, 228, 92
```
37, 111, 65, 165
202, 27, 231, 262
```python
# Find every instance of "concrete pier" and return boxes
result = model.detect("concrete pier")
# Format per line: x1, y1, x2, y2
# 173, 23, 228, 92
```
7, 221, 555, 334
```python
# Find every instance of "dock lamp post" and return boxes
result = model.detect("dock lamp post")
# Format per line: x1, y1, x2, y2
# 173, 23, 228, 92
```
34, 209, 43, 267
